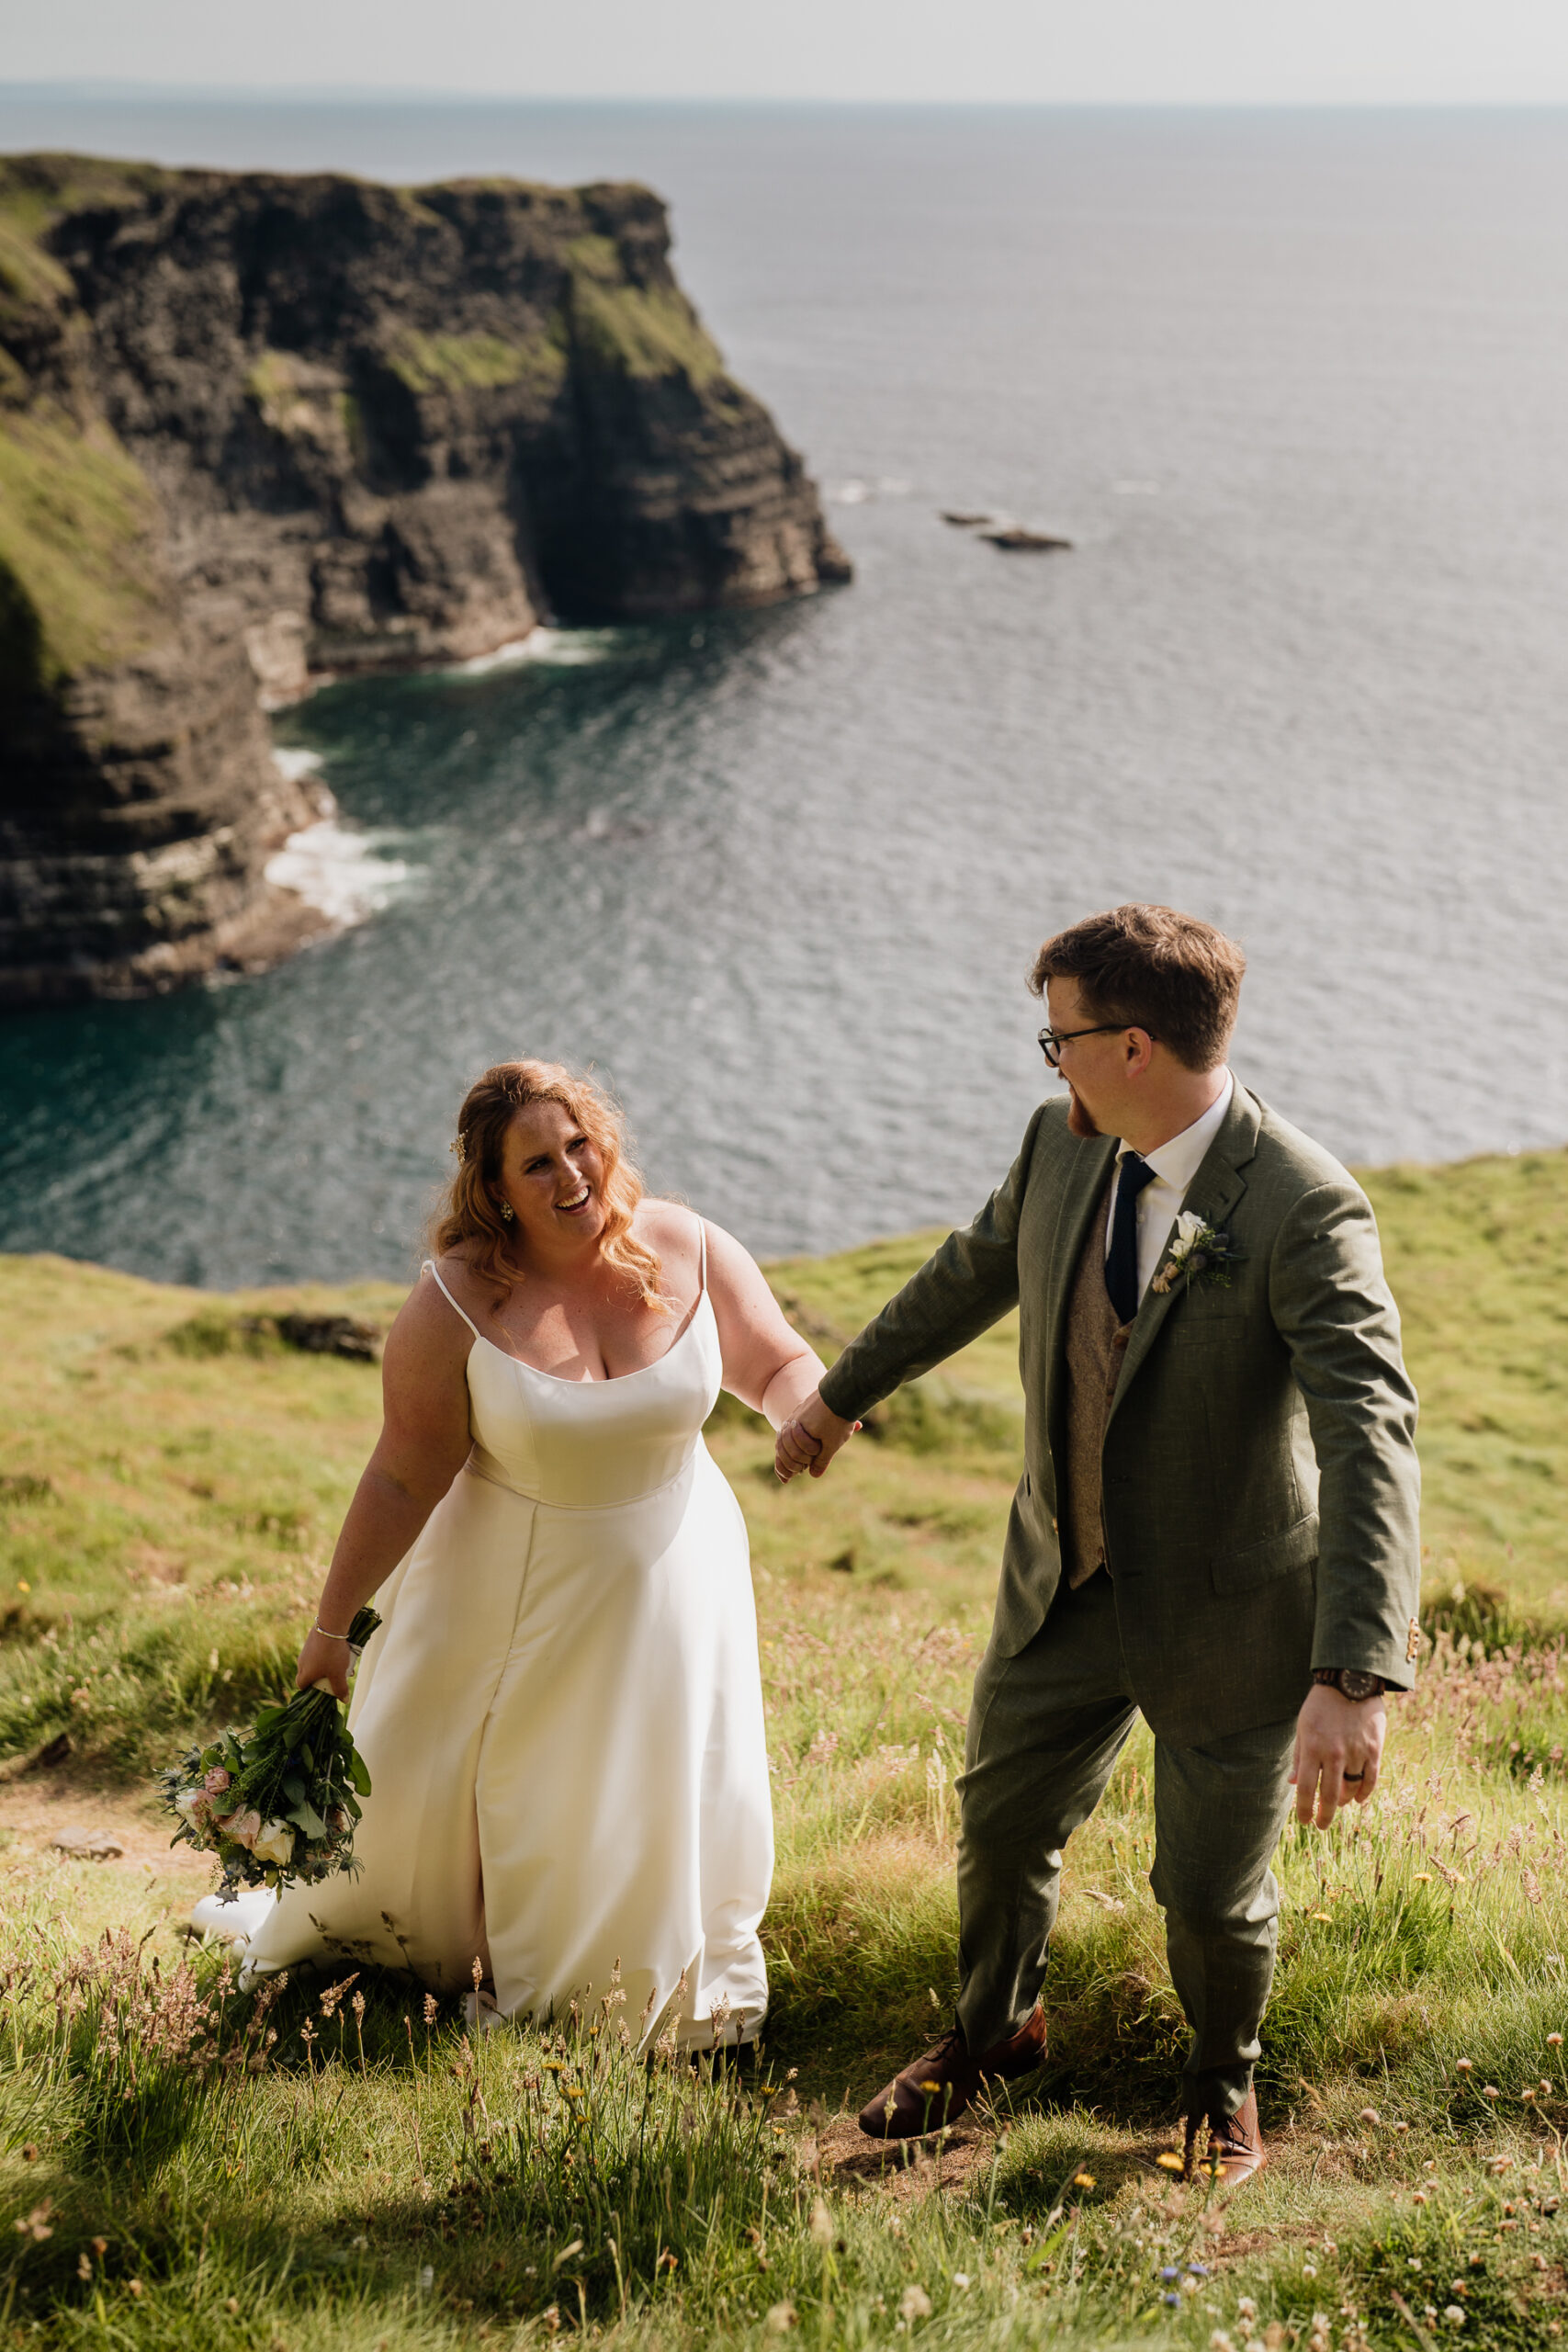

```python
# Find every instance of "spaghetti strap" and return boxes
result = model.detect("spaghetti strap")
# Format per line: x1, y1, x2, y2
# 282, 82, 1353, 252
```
422, 1259, 482, 1342
696, 1216, 708, 1298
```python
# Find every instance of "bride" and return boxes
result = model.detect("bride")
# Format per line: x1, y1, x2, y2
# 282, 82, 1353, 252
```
195, 1057, 827, 2049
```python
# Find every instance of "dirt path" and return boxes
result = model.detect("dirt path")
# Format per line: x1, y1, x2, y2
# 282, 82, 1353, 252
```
0, 1770, 209, 1895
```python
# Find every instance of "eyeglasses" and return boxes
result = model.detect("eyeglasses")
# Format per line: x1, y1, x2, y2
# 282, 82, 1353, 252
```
1037, 1023, 1156, 1069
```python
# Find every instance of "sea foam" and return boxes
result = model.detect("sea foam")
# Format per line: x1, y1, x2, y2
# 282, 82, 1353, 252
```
265, 820, 411, 930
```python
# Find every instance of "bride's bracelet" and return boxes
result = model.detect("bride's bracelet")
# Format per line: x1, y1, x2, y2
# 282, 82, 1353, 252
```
312, 1623, 352, 1642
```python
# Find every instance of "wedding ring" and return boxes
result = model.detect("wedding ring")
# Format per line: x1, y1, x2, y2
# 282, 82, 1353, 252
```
1341, 1769, 1366, 1782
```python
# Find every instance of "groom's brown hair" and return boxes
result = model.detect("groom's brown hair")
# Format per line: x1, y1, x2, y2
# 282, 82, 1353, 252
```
1030, 904, 1245, 1071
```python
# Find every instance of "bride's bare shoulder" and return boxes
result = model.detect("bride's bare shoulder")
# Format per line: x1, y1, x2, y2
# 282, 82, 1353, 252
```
633, 1197, 702, 1278
391, 1255, 491, 1354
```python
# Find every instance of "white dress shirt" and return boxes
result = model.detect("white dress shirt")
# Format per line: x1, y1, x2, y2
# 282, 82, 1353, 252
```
1104, 1069, 1235, 1307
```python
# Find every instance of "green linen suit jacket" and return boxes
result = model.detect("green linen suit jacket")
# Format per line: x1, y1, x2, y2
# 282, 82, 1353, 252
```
818, 1082, 1421, 1744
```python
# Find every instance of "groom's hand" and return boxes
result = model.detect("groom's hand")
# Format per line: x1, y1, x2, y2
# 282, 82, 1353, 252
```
1291, 1684, 1386, 1829
774, 1390, 860, 1483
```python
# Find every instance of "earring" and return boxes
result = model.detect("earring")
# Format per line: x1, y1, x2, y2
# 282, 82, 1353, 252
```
499, 1200, 514, 1224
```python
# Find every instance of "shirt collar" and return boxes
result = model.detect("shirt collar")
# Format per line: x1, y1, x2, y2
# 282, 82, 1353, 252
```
1118, 1068, 1235, 1192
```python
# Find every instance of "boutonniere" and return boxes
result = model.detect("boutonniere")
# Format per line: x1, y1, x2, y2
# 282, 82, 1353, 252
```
1150, 1209, 1242, 1296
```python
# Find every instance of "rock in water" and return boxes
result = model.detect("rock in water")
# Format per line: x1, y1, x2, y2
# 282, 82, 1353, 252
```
977, 526, 1074, 552
0, 156, 851, 1006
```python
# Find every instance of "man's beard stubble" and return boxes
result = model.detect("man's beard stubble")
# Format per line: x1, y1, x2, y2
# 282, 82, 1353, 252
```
1065, 1085, 1103, 1140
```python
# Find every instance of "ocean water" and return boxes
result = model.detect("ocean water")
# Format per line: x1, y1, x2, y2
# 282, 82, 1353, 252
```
2, 99, 1566, 1287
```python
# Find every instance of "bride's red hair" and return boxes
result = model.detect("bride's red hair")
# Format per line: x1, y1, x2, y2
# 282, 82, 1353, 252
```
429, 1059, 666, 1309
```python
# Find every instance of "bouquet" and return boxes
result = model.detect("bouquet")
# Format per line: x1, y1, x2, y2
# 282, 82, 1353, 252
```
158, 1606, 381, 1901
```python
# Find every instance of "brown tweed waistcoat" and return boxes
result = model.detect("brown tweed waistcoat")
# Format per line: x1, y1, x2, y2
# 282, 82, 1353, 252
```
1061, 1173, 1133, 1587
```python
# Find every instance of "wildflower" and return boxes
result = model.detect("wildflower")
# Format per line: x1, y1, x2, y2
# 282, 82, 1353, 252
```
1073, 2172, 1096, 2189
1156, 2151, 1185, 2171
1551, 2034, 1564, 2048
1457, 2058, 1474, 2073
1359, 2107, 1381, 2124
127, 2280, 143, 2299
226, 2300, 239, 2313
1414, 1872, 1433, 1883
1443, 2312, 1467, 2331
899, 2286, 932, 2323
766, 2305, 798, 2333
953, 2273, 972, 2290
13, 2203, 53, 2243
809, 2200, 833, 2246
1238, 2300, 1257, 2320
1211, 2336, 1235, 2351
1482, 2086, 1500, 2100
77, 2253, 91, 2281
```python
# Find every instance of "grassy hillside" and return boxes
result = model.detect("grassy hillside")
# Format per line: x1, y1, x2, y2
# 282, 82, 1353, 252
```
1, 1146, 1566, 2351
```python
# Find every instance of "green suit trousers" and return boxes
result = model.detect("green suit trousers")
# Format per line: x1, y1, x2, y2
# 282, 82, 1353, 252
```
956, 1573, 1298, 2120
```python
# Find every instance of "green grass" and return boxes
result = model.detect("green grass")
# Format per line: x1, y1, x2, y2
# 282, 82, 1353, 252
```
383, 331, 569, 401
566, 235, 726, 389
0, 158, 175, 694
0, 403, 165, 694
3, 1145, 1568, 2348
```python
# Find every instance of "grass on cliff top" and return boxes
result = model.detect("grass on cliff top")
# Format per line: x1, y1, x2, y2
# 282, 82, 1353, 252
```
3, 1144, 1568, 2350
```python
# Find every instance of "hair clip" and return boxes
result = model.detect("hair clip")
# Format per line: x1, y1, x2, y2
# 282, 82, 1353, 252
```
450, 1132, 468, 1164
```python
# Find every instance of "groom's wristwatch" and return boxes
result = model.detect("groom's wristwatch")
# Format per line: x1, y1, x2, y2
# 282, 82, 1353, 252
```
1313, 1667, 1386, 1702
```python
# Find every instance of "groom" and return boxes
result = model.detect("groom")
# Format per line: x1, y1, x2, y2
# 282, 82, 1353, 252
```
775, 905, 1421, 2182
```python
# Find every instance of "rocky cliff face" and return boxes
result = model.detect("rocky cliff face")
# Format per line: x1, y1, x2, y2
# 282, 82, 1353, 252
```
0, 154, 849, 1005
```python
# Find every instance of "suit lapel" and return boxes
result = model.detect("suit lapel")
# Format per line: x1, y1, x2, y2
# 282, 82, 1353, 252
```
1106, 1083, 1263, 1424
1043, 1131, 1117, 1460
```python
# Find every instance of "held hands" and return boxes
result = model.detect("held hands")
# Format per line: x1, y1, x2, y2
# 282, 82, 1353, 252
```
296, 1626, 354, 1702
774, 1389, 861, 1483
1291, 1682, 1386, 1829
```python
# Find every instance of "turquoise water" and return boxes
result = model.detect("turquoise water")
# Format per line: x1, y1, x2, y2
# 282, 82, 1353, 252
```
2, 104, 1566, 1283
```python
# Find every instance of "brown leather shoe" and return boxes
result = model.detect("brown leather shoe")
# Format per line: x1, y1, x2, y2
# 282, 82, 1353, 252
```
1183, 2087, 1266, 2187
858, 2006, 1047, 2140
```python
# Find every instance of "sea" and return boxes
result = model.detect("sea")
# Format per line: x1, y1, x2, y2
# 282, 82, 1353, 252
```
2, 97, 1566, 1288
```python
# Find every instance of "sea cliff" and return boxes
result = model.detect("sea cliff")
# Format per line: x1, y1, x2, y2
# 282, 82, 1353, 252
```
0, 154, 849, 1006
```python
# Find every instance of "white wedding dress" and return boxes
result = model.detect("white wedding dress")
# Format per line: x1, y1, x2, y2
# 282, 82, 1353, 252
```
193, 1227, 773, 2047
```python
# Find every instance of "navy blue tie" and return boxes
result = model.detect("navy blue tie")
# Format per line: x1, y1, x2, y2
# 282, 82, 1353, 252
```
1105, 1153, 1156, 1326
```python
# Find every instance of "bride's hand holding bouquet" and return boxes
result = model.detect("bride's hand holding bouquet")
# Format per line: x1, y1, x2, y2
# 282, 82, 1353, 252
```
158, 1604, 381, 1901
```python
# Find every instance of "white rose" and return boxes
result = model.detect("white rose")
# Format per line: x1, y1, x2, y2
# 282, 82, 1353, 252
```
251, 1819, 297, 1868
175, 1786, 206, 1820
1175, 1210, 1206, 1249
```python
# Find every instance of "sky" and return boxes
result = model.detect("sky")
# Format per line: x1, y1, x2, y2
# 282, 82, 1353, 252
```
6, 0, 1568, 106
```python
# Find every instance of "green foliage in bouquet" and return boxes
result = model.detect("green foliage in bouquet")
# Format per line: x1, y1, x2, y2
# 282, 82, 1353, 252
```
155, 1605, 381, 1901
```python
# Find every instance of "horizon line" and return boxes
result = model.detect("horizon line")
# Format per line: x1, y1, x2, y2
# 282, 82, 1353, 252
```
6, 83, 1568, 111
